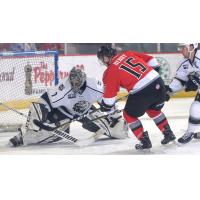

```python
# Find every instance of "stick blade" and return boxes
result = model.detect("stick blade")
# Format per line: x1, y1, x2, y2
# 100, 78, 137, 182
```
33, 119, 55, 131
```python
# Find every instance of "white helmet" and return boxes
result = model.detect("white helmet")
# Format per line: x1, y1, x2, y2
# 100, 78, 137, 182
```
178, 43, 198, 52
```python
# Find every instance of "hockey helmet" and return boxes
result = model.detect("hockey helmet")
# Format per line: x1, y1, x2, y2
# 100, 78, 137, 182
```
69, 67, 86, 93
178, 43, 198, 52
97, 45, 117, 60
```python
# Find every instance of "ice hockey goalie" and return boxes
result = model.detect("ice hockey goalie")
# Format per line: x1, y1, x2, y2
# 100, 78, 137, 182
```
9, 67, 129, 147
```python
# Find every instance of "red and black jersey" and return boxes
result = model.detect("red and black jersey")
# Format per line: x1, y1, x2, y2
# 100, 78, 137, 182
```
103, 51, 158, 99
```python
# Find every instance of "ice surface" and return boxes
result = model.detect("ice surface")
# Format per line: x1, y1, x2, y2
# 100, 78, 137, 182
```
1, 97, 200, 155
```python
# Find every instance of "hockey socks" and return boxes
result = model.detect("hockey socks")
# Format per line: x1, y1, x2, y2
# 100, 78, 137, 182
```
146, 109, 169, 132
123, 111, 144, 139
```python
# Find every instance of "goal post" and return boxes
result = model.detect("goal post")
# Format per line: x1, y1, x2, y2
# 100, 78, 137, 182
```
0, 51, 59, 131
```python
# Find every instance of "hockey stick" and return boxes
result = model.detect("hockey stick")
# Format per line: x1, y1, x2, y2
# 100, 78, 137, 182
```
33, 94, 129, 131
34, 123, 97, 146
85, 109, 124, 124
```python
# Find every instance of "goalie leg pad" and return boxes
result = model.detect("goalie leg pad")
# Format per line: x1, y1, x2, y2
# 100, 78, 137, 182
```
82, 110, 129, 139
108, 119, 129, 139
16, 98, 72, 146
25, 102, 49, 131
20, 123, 71, 146
80, 110, 111, 137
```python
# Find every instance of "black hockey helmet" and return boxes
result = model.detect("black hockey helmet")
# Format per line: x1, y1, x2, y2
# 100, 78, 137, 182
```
97, 45, 117, 60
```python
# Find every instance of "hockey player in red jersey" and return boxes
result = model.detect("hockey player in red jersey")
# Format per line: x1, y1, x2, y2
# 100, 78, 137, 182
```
97, 46, 176, 150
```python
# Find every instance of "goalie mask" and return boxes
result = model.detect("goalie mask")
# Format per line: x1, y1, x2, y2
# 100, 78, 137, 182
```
69, 67, 86, 93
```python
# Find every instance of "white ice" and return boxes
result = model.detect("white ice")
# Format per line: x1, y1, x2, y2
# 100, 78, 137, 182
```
0, 97, 200, 155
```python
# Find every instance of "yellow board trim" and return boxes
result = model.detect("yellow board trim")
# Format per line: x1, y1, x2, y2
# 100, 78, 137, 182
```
0, 98, 38, 112
117, 91, 197, 99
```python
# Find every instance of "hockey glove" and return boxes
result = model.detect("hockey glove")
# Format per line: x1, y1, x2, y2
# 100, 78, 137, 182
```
107, 110, 122, 128
185, 72, 200, 92
99, 100, 115, 112
165, 85, 173, 101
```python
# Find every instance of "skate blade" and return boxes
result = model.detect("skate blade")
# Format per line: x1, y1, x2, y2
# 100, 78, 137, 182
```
163, 140, 181, 147
172, 140, 181, 147
136, 148, 152, 154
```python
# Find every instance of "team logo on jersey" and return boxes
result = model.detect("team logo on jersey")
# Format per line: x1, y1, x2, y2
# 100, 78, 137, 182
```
73, 100, 90, 114
156, 84, 160, 90
58, 84, 65, 91
155, 57, 171, 84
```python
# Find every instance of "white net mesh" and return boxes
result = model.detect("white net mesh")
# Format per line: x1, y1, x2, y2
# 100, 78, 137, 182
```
0, 51, 58, 131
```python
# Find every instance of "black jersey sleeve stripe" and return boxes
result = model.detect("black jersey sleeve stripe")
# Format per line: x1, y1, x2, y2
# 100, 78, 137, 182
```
195, 56, 200, 61
174, 77, 186, 86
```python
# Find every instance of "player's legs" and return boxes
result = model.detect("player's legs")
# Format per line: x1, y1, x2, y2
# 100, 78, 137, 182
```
124, 77, 175, 149
123, 87, 148, 141
178, 93, 200, 143
123, 110, 152, 150
146, 109, 175, 144
124, 84, 155, 149
146, 77, 175, 144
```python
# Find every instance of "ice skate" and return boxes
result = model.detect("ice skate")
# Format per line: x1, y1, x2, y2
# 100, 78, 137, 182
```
9, 128, 24, 147
194, 132, 200, 139
161, 124, 176, 145
178, 131, 194, 144
135, 131, 152, 150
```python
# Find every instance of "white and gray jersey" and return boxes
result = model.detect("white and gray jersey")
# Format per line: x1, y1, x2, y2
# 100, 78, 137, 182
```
169, 50, 200, 92
46, 77, 103, 118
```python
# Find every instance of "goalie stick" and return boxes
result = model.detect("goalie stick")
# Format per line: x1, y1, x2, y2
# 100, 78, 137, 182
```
53, 129, 96, 146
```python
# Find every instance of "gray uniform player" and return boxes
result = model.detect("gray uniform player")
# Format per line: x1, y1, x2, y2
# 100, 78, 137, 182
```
166, 43, 200, 143
9, 67, 128, 147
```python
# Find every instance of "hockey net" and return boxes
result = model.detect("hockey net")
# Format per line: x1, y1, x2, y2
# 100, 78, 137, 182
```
0, 51, 58, 132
